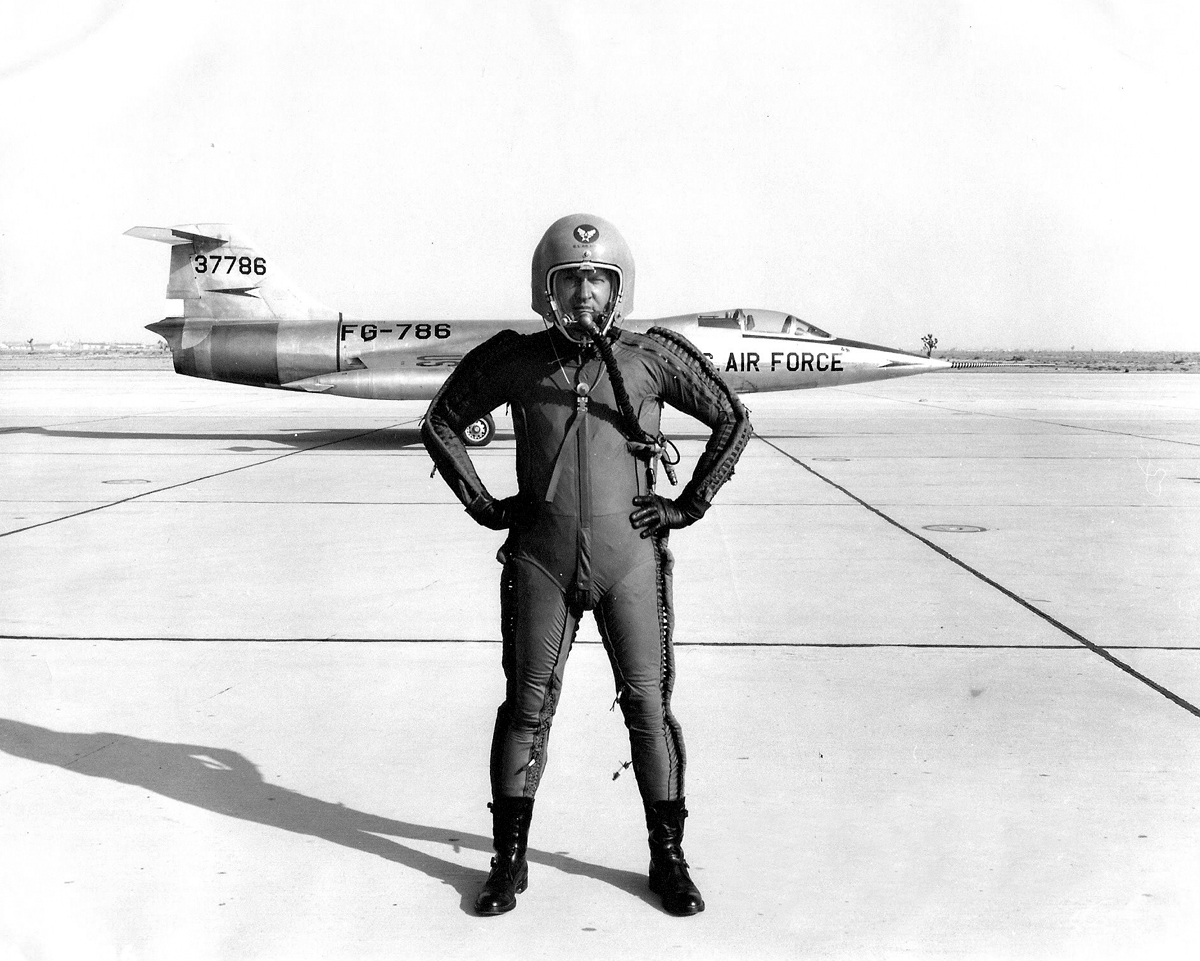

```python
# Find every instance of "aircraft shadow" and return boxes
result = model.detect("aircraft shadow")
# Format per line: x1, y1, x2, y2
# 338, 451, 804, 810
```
0, 718, 656, 914
13, 426, 431, 451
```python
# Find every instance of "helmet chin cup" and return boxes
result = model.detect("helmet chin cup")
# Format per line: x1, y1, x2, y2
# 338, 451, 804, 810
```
571, 308, 601, 335
548, 301, 603, 344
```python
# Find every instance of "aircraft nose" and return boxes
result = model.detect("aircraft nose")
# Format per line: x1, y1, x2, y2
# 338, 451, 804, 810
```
828, 337, 954, 383
881, 353, 952, 372
833, 339, 951, 369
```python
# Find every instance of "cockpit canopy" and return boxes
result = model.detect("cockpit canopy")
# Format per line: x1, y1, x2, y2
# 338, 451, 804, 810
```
696, 308, 832, 340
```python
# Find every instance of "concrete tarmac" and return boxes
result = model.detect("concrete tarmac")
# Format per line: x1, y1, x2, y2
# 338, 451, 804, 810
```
1, 369, 1199, 960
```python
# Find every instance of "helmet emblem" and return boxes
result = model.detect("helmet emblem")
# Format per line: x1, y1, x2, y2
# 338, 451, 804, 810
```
573, 224, 599, 244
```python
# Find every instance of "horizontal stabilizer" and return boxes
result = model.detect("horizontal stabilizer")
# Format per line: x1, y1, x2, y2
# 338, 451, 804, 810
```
124, 226, 229, 246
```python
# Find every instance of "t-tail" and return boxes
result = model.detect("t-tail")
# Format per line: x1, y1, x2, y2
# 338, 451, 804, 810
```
125, 224, 334, 321
129, 224, 341, 388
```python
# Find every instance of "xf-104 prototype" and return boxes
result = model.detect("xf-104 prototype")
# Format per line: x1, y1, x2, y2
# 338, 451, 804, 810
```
129, 224, 951, 445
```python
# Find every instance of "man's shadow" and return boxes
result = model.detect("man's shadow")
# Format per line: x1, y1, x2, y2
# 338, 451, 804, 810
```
0, 718, 655, 914
10, 425, 429, 451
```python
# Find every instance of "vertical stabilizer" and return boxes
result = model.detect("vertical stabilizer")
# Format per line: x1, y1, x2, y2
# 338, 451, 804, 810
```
124, 224, 335, 321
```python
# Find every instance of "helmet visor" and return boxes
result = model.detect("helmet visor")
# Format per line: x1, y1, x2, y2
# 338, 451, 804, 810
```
547, 264, 622, 340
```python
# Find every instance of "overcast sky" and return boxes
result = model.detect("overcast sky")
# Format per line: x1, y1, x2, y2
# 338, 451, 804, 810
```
1, 0, 1196, 350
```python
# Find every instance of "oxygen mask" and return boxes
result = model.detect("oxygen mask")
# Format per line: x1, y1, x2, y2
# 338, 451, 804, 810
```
569, 307, 600, 337
550, 307, 593, 345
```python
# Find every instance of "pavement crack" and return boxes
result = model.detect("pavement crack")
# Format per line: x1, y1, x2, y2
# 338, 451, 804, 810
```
62, 737, 122, 770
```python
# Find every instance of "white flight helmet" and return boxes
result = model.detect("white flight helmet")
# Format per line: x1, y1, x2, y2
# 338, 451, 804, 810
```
531, 214, 635, 340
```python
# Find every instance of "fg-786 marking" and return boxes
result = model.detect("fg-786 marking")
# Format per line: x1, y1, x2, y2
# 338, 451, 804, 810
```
341, 323, 452, 342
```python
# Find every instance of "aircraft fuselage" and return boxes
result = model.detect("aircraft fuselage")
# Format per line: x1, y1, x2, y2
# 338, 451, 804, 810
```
147, 308, 949, 401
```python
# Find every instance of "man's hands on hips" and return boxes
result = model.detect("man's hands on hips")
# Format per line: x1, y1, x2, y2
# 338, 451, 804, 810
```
629, 494, 707, 538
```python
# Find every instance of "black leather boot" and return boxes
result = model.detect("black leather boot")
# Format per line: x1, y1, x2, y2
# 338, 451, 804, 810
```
645, 798, 705, 916
474, 796, 535, 916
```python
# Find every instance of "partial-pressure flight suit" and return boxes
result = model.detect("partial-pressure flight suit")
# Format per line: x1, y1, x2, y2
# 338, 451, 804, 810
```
422, 324, 750, 805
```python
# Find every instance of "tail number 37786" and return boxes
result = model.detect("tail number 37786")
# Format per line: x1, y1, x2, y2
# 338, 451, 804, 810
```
195, 255, 267, 275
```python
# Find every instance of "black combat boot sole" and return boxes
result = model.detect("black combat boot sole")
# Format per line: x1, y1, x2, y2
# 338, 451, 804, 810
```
473, 862, 529, 916
649, 869, 705, 916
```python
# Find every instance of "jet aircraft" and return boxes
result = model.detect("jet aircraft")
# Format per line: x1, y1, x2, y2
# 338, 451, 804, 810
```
129, 224, 952, 445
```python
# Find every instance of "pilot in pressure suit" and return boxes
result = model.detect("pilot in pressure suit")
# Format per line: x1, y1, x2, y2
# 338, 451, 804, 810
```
421, 214, 751, 917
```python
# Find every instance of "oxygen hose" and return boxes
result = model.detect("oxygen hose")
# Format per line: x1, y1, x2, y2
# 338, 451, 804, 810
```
576, 313, 678, 487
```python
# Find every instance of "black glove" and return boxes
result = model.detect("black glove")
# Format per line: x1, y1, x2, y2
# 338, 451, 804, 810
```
468, 493, 531, 531
629, 494, 707, 539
